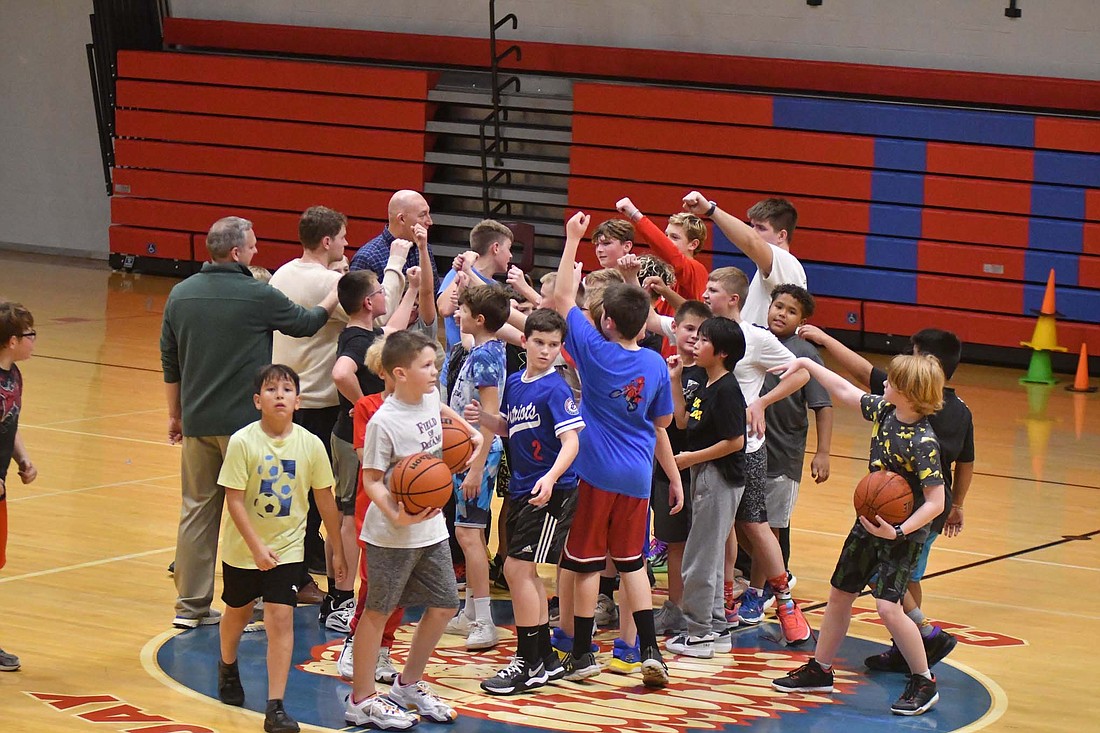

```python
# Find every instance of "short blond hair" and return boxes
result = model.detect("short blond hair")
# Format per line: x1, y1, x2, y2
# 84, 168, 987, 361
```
364, 334, 386, 376
708, 267, 749, 303
582, 268, 625, 325
668, 212, 707, 249
886, 354, 945, 416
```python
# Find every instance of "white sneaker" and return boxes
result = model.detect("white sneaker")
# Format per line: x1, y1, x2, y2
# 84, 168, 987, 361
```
444, 611, 473, 636
172, 609, 222, 629
376, 647, 398, 684
594, 594, 619, 627
665, 633, 715, 659
388, 678, 457, 723
325, 598, 356, 633
344, 693, 418, 730
336, 636, 354, 679
713, 627, 734, 653
466, 619, 500, 651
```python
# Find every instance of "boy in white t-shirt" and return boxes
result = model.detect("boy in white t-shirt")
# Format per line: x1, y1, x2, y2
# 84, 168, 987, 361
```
344, 330, 482, 730
216, 364, 345, 733
682, 192, 806, 328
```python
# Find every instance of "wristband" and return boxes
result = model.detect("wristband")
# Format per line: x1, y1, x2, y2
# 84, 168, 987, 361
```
705, 201, 717, 217
893, 524, 906, 541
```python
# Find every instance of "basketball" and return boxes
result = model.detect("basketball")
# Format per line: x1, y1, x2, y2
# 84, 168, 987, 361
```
441, 417, 474, 474
391, 452, 454, 513
854, 470, 913, 525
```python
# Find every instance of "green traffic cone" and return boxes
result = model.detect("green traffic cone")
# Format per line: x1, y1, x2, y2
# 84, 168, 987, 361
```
1020, 350, 1057, 385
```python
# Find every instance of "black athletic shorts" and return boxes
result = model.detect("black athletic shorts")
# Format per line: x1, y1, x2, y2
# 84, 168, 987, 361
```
652, 467, 692, 543
506, 486, 578, 564
830, 524, 923, 603
221, 561, 304, 608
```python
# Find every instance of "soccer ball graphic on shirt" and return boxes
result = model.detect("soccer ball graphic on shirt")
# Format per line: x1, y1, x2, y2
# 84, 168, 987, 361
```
254, 453, 295, 518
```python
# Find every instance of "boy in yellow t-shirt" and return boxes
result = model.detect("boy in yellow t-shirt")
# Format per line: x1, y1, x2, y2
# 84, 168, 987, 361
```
216, 364, 346, 733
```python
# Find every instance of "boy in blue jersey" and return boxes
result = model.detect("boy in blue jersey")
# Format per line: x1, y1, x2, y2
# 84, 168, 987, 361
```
466, 308, 586, 695
542, 212, 684, 689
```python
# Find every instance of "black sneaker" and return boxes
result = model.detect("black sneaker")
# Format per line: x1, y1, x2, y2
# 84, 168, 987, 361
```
481, 656, 549, 695
562, 651, 600, 682
318, 594, 336, 623
264, 699, 300, 732
489, 555, 509, 591
548, 596, 560, 625
772, 658, 834, 693
543, 651, 566, 682
640, 646, 669, 689
217, 660, 245, 706
891, 673, 939, 716
865, 641, 909, 672
925, 628, 958, 668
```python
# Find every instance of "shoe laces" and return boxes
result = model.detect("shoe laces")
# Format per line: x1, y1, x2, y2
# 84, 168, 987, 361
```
372, 695, 406, 715
899, 674, 924, 702
497, 656, 526, 677
407, 679, 441, 702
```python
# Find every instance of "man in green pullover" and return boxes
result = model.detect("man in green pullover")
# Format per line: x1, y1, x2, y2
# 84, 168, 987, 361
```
161, 216, 339, 629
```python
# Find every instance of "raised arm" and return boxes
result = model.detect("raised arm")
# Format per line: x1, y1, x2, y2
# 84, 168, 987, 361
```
617, 197, 689, 272
773, 356, 865, 408
796, 324, 874, 389
543, 212, 591, 315
682, 191, 775, 277
414, 234, 437, 325
376, 237, 412, 327
436, 251, 477, 318
382, 265, 420, 335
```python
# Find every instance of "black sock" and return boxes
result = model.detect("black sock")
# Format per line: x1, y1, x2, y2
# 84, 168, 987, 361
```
573, 616, 595, 659
517, 625, 540, 666
779, 526, 792, 568
332, 587, 353, 604
327, 577, 337, 596
537, 623, 552, 658
633, 609, 658, 652
599, 575, 616, 599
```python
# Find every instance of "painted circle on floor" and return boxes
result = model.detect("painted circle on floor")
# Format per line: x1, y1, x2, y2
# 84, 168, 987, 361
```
147, 603, 1004, 732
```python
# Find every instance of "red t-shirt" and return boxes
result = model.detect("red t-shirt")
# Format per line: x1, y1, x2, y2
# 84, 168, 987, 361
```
352, 391, 386, 539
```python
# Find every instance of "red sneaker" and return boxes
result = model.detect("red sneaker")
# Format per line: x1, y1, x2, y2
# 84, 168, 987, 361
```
776, 600, 812, 645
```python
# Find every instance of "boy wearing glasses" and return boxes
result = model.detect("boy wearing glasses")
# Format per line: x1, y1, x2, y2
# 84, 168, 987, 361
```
0, 301, 38, 672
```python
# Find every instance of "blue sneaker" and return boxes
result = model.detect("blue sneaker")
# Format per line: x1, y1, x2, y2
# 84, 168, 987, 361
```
551, 627, 598, 655
737, 587, 765, 625
646, 539, 669, 571
609, 638, 641, 674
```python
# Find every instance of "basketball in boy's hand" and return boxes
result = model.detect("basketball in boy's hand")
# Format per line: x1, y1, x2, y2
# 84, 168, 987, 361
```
441, 417, 474, 473
854, 470, 913, 524
391, 452, 453, 513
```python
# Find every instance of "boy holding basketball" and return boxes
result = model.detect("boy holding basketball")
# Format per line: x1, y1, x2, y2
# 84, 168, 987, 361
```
345, 329, 481, 729
770, 353, 946, 716
465, 308, 586, 694
0, 302, 38, 673
541, 211, 683, 689
443, 284, 510, 651
216, 364, 345, 733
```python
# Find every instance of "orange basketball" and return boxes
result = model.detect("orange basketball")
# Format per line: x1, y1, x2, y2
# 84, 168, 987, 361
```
440, 417, 474, 474
391, 452, 454, 513
854, 470, 913, 525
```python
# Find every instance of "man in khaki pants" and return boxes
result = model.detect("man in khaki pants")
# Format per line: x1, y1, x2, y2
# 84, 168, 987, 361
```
161, 216, 339, 629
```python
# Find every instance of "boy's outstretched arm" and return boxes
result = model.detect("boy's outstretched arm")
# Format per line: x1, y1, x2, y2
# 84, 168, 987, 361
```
462, 398, 508, 437
747, 369, 809, 437
682, 191, 775, 277
543, 212, 590, 315
810, 406, 833, 483
773, 357, 865, 408
796, 324, 874, 389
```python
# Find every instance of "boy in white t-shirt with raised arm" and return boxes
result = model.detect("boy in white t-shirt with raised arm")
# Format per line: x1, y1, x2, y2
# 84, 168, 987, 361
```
344, 330, 482, 730
682, 192, 806, 328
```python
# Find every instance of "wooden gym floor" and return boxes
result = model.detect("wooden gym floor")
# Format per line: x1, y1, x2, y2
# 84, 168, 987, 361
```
0, 252, 1097, 732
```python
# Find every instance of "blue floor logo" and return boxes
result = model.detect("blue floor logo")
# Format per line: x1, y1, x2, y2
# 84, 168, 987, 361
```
152, 604, 1003, 732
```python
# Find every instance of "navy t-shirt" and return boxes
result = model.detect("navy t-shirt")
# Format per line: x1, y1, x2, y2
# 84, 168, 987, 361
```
565, 307, 673, 498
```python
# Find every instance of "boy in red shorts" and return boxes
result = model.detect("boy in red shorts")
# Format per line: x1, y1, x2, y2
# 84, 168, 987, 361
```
542, 212, 683, 688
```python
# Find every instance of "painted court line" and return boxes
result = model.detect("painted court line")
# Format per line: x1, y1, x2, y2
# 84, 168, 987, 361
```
21, 423, 180, 448
0, 546, 175, 584
37, 408, 163, 427
9, 473, 180, 502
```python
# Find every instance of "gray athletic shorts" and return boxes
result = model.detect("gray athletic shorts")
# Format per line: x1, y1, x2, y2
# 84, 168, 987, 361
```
329, 432, 358, 516
735, 446, 768, 524
764, 475, 800, 529
364, 540, 460, 614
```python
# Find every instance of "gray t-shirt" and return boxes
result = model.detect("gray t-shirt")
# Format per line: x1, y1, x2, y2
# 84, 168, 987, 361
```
760, 334, 832, 482
360, 391, 449, 549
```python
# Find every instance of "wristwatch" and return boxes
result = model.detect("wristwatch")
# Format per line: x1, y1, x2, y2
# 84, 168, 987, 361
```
893, 524, 906, 541
705, 200, 717, 217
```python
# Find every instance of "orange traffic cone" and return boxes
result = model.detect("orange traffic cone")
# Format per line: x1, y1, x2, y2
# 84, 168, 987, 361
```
1066, 343, 1097, 393
1037, 268, 1059, 316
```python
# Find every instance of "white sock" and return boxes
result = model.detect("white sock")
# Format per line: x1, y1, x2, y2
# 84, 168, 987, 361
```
917, 669, 933, 680
473, 596, 493, 623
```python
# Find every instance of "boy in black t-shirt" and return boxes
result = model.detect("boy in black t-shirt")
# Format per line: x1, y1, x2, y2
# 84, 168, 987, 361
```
665, 317, 747, 659
650, 300, 711, 635
798, 325, 973, 670
771, 353, 946, 717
